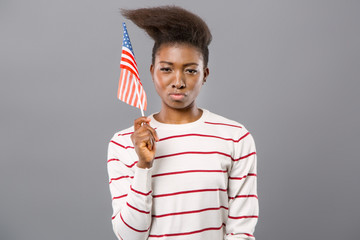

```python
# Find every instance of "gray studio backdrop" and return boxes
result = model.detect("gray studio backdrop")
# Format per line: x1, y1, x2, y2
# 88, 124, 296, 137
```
1, 0, 359, 239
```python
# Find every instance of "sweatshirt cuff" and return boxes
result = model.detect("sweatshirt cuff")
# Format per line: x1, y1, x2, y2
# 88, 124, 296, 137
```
132, 166, 153, 194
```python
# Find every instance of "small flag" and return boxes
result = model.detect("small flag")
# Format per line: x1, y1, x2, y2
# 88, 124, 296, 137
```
117, 22, 147, 114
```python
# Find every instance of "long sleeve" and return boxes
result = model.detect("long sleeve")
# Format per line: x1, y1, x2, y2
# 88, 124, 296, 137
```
107, 133, 153, 240
225, 129, 258, 240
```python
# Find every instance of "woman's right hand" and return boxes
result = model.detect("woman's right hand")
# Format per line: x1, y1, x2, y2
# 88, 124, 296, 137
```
130, 117, 159, 169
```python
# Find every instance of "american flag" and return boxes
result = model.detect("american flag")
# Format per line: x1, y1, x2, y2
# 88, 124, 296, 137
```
117, 22, 147, 113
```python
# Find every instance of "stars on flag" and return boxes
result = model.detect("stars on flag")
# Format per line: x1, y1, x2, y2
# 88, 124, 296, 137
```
122, 23, 134, 53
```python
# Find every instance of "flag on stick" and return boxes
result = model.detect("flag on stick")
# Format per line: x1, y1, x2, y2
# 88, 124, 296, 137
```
117, 22, 147, 116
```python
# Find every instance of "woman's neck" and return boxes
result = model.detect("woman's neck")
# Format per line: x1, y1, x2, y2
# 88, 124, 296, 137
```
154, 104, 203, 124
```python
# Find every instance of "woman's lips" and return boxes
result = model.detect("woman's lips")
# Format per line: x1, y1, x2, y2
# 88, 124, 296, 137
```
169, 93, 186, 100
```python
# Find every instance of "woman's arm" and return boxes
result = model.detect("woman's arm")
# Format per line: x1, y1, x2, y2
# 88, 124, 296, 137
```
225, 129, 259, 240
107, 117, 158, 240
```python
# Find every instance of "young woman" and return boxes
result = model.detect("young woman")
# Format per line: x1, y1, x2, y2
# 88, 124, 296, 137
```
107, 6, 258, 240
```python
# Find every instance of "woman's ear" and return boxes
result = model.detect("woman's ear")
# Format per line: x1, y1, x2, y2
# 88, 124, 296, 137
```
150, 64, 154, 81
203, 67, 209, 84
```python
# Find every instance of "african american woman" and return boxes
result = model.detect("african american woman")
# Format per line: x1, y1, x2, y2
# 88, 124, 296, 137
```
107, 6, 259, 240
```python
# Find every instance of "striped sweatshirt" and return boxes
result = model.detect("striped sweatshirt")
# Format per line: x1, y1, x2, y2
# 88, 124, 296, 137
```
107, 109, 258, 240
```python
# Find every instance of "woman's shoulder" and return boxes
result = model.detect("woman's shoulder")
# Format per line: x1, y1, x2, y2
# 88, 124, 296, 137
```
205, 109, 248, 131
109, 125, 134, 143
204, 110, 255, 143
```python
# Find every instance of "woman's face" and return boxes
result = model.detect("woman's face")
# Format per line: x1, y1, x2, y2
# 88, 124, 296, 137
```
150, 43, 209, 111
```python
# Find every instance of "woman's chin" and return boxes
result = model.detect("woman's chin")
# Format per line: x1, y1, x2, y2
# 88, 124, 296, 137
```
163, 100, 196, 111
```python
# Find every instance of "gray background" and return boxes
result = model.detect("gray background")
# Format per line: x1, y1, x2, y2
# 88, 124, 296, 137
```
1, 0, 359, 239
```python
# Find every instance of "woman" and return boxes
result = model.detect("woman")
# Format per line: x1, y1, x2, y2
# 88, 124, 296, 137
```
107, 6, 258, 240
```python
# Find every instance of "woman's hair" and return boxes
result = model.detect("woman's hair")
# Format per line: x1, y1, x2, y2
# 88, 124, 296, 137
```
121, 6, 212, 67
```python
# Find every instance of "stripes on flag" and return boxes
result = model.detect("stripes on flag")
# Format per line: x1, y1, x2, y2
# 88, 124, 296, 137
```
117, 23, 147, 111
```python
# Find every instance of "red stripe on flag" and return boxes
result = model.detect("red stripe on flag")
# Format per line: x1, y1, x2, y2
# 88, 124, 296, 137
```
127, 80, 136, 106
123, 73, 132, 103
122, 50, 137, 68
120, 69, 130, 101
117, 69, 124, 99
120, 57, 139, 76
120, 64, 140, 85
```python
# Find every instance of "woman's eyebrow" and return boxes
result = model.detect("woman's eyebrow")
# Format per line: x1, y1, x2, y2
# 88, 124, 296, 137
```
159, 61, 199, 67
159, 61, 173, 65
184, 63, 199, 67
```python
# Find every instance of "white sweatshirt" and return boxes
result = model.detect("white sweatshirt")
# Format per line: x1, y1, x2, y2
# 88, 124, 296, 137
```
107, 109, 258, 240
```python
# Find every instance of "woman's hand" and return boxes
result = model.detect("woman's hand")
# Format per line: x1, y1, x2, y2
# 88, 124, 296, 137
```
130, 117, 159, 169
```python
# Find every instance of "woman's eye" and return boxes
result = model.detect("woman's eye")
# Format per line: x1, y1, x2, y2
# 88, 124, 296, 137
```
160, 68, 172, 72
186, 69, 198, 74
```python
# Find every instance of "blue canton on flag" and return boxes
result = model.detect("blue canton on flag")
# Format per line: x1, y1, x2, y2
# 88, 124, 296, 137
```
122, 23, 134, 54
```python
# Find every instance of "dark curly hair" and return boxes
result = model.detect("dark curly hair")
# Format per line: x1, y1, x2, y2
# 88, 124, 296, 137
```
121, 6, 212, 67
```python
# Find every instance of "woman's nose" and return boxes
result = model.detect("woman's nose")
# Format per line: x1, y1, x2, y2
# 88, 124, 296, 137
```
172, 71, 186, 89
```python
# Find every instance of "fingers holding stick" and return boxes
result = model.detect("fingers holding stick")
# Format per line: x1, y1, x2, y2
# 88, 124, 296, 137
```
131, 116, 159, 167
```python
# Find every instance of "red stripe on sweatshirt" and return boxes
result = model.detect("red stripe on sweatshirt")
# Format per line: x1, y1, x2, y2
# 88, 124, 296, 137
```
110, 140, 134, 149
112, 194, 127, 200
244, 233, 255, 237
153, 188, 227, 198
152, 206, 228, 218
204, 121, 242, 128
117, 233, 124, 240
108, 158, 138, 168
109, 175, 134, 184
120, 212, 149, 232
228, 215, 258, 219
149, 223, 226, 238
124, 161, 138, 168
152, 169, 227, 178
107, 158, 137, 168
228, 194, 258, 200
117, 128, 156, 137
127, 202, 150, 214
155, 151, 231, 160
234, 152, 256, 161
118, 131, 134, 136
107, 158, 120, 163
228, 232, 255, 237
130, 186, 152, 196
229, 173, 257, 180
155, 151, 256, 162
159, 132, 250, 143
